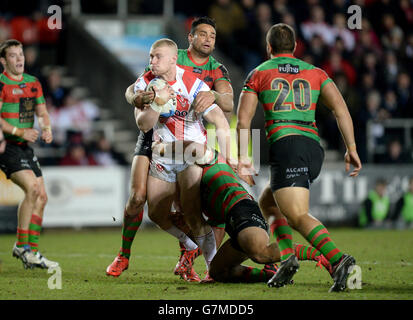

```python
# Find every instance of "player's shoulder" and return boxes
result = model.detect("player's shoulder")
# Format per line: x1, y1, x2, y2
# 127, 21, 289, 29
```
293, 58, 324, 73
284, 57, 328, 77
0, 72, 12, 85
0, 73, 6, 84
177, 48, 188, 57
140, 70, 156, 84
207, 54, 224, 68
177, 49, 191, 65
179, 66, 203, 88
22, 73, 39, 83
206, 55, 231, 84
293, 59, 330, 81
250, 59, 278, 75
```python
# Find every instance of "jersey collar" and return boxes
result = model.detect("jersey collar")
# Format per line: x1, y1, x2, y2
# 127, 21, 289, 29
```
3, 71, 23, 82
272, 53, 296, 59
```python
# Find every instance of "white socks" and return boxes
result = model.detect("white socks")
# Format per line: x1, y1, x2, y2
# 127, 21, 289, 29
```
165, 225, 198, 251
165, 226, 218, 270
194, 230, 217, 269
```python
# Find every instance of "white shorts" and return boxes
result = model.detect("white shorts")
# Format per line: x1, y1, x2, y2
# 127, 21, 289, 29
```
149, 156, 189, 183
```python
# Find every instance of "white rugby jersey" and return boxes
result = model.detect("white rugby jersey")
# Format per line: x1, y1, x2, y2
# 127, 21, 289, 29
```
134, 66, 217, 144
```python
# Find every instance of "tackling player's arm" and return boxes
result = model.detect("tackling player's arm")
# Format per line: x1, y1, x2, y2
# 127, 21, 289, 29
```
191, 78, 233, 165
135, 85, 174, 133
212, 79, 234, 113
203, 106, 234, 168
193, 79, 234, 114
36, 103, 53, 144
135, 102, 160, 133
125, 83, 155, 110
319, 81, 362, 177
236, 91, 259, 186
152, 140, 211, 164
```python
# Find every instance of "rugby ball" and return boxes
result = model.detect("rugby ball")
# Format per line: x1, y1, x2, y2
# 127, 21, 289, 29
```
146, 78, 177, 117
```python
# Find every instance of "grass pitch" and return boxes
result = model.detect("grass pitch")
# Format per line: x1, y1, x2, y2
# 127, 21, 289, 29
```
0, 227, 412, 300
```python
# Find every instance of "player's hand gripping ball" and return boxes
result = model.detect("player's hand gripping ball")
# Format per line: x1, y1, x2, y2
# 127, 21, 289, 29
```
146, 78, 177, 117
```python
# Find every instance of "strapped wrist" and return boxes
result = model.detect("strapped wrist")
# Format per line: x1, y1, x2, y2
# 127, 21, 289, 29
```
211, 90, 219, 102
347, 143, 356, 151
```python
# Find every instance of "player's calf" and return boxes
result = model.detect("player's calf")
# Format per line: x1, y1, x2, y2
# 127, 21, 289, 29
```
126, 190, 146, 215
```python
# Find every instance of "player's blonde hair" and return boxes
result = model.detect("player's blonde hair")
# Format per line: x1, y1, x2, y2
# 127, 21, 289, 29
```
151, 38, 178, 54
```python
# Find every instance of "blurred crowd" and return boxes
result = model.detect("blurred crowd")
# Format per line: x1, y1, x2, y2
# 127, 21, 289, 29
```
0, 1, 128, 167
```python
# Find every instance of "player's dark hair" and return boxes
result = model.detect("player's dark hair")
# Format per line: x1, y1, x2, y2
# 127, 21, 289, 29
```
266, 23, 296, 54
190, 17, 216, 34
375, 178, 387, 186
0, 39, 23, 58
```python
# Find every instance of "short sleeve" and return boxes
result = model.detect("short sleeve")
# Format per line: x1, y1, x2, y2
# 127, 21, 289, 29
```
214, 64, 231, 83
242, 68, 259, 95
35, 80, 46, 105
134, 76, 147, 93
319, 68, 333, 90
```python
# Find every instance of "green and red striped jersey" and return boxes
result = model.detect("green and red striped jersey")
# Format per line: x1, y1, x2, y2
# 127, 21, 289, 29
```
242, 53, 332, 144
200, 151, 253, 228
0, 72, 45, 143
177, 49, 230, 89
144, 49, 230, 89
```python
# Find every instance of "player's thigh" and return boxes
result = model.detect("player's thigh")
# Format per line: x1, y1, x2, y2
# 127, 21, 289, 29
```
0, 144, 41, 181
172, 182, 182, 212
273, 187, 310, 221
130, 155, 150, 193
210, 239, 248, 278
10, 169, 40, 195
147, 175, 176, 214
177, 164, 202, 190
269, 135, 323, 191
177, 165, 202, 206
259, 184, 282, 220
226, 199, 269, 250
237, 226, 269, 257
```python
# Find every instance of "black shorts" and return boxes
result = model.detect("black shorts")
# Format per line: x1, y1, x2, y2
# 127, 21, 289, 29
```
0, 143, 42, 179
133, 129, 153, 158
225, 199, 269, 252
269, 135, 324, 192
